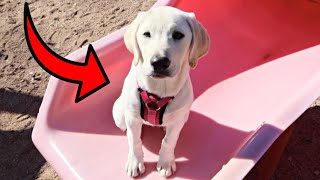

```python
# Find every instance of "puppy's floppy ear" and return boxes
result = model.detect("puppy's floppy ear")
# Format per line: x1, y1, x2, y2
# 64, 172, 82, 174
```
124, 12, 146, 66
186, 13, 210, 69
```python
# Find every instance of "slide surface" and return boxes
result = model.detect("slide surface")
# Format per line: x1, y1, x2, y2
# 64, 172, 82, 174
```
32, 0, 320, 179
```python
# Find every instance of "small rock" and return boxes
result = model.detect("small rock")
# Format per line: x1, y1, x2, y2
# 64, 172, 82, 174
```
31, 72, 41, 81
4, 87, 14, 91
16, 114, 30, 121
33, 76, 41, 81
0, 53, 8, 61
15, 114, 23, 119
314, 171, 320, 176
79, 39, 88, 47
47, 42, 56, 46
288, 156, 292, 161
112, 7, 120, 13
24, 120, 32, 128
80, 13, 90, 18
49, 8, 59, 14
117, 20, 129, 27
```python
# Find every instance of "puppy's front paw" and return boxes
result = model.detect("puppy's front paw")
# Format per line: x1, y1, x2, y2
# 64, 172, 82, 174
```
157, 158, 176, 177
125, 156, 145, 177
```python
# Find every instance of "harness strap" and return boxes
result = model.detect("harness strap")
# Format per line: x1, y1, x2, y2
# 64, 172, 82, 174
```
138, 88, 174, 125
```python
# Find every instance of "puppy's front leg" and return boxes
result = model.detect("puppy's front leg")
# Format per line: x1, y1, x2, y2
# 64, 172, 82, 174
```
125, 113, 145, 177
157, 121, 186, 177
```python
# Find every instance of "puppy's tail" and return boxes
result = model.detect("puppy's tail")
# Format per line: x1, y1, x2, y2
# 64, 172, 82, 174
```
112, 97, 127, 131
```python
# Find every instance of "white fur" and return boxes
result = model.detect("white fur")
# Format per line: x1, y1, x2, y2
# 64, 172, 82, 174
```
112, 6, 210, 178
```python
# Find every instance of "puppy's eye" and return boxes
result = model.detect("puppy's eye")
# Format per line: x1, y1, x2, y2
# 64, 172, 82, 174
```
172, 31, 184, 40
143, 32, 151, 38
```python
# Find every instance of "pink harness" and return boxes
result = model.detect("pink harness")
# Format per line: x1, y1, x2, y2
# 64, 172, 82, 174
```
138, 88, 174, 125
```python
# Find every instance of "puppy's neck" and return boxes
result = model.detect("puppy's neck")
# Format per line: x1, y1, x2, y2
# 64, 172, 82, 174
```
135, 63, 190, 98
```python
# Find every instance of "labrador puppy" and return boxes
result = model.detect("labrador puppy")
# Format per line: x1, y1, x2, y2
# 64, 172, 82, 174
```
112, 6, 210, 177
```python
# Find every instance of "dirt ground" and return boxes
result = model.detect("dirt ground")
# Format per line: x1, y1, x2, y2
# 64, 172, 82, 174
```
0, 0, 319, 179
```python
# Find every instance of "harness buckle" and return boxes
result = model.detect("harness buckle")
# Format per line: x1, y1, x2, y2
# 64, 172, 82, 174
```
145, 101, 161, 111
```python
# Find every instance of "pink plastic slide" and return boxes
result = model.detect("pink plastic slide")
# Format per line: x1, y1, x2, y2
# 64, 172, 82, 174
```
32, 0, 320, 179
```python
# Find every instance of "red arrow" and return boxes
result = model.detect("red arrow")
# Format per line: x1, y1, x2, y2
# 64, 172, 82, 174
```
24, 2, 109, 103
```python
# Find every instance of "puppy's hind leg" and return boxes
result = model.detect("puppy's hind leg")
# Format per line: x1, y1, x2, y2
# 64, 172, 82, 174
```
112, 96, 127, 131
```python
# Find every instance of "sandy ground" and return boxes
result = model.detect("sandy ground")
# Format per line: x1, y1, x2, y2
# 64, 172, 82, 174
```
0, 0, 319, 179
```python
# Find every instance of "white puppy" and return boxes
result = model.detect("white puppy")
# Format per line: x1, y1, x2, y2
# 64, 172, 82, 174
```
112, 6, 210, 178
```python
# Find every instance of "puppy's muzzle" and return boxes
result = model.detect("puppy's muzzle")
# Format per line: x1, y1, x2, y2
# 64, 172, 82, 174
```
150, 56, 171, 78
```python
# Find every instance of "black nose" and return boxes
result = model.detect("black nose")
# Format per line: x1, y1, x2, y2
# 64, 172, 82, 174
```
151, 57, 171, 71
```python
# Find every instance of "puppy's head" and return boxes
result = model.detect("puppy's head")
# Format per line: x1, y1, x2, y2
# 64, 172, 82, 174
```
124, 6, 210, 79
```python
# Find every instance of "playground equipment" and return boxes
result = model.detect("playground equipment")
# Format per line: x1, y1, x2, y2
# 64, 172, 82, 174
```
32, 0, 320, 179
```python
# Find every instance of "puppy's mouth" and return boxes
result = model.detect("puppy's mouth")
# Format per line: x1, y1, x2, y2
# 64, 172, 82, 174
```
149, 71, 171, 79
